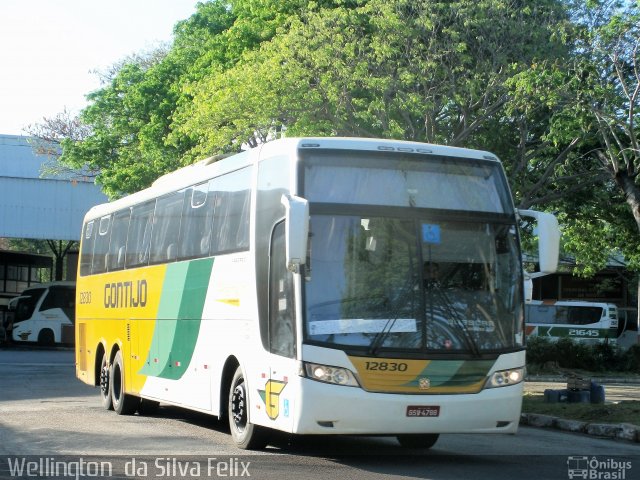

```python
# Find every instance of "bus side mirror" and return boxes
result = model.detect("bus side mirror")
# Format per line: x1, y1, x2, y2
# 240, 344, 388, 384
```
281, 194, 309, 273
518, 209, 560, 275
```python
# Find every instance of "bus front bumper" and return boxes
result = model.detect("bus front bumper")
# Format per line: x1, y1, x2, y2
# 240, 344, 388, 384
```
292, 378, 523, 435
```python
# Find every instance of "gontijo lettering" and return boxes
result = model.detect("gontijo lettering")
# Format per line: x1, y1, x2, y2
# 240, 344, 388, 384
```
104, 280, 148, 308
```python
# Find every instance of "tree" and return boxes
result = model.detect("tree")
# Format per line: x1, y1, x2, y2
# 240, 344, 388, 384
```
509, 0, 640, 274
3, 238, 76, 282
49, 0, 640, 286
59, 46, 185, 198
57, 0, 311, 198
24, 108, 96, 180
57, 0, 587, 207
177, 0, 604, 213
56, 0, 629, 283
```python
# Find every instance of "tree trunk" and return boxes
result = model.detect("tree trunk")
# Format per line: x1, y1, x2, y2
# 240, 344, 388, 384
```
614, 171, 640, 233
46, 240, 76, 281
613, 171, 640, 334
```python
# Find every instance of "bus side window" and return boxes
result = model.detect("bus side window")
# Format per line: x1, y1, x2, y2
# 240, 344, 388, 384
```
210, 168, 251, 255
269, 222, 296, 358
567, 306, 603, 326
40, 286, 75, 311
178, 183, 214, 260
79, 221, 96, 276
91, 215, 111, 274
526, 305, 552, 324
14, 289, 46, 323
126, 201, 156, 269
554, 306, 568, 325
108, 209, 131, 271
150, 190, 185, 264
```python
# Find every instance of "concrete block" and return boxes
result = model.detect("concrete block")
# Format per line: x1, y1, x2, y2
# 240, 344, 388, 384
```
526, 414, 557, 428
585, 423, 623, 438
555, 418, 587, 433
617, 424, 638, 442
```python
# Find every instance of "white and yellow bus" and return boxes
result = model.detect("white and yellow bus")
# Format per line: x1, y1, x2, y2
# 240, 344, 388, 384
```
75, 137, 559, 449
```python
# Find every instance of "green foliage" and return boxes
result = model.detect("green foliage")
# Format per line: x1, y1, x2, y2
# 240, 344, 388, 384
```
5, 238, 51, 256
178, 0, 571, 157
621, 344, 640, 373
52, 0, 640, 284
60, 0, 575, 199
509, 0, 640, 274
60, 0, 305, 197
526, 336, 640, 373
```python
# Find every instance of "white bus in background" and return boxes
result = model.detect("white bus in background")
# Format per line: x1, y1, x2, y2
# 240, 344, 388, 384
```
525, 300, 618, 344
10, 282, 75, 345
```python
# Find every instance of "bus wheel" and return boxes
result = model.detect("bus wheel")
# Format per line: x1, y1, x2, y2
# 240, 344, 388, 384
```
37, 329, 54, 346
99, 352, 113, 410
396, 434, 440, 449
228, 367, 268, 450
110, 350, 139, 415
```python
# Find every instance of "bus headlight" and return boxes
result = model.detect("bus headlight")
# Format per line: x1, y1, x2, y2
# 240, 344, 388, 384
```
485, 368, 524, 389
302, 362, 360, 387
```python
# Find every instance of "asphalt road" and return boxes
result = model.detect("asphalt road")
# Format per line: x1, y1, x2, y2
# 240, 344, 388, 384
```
0, 348, 638, 480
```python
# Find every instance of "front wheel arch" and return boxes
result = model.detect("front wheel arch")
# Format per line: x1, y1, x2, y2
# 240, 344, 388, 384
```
37, 328, 55, 346
219, 356, 240, 420
227, 366, 268, 450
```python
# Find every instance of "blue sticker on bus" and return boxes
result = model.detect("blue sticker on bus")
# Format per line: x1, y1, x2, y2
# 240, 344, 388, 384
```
422, 224, 441, 244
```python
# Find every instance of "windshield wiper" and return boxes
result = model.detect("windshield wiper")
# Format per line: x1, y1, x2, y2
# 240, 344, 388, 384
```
367, 276, 417, 356
428, 285, 482, 357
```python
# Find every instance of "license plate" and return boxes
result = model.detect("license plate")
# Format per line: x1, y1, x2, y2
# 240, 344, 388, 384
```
406, 405, 440, 417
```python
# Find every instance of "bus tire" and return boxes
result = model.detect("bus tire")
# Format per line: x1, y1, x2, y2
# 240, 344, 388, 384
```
99, 352, 113, 410
110, 350, 139, 415
37, 329, 54, 346
396, 433, 440, 449
228, 366, 268, 450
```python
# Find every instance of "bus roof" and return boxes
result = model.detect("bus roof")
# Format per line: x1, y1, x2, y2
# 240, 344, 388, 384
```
82, 137, 501, 222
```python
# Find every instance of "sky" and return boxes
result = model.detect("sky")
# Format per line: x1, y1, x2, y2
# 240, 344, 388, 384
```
0, 0, 201, 135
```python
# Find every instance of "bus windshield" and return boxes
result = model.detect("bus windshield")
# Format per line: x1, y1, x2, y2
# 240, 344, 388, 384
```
12, 288, 46, 324
304, 215, 522, 354
302, 152, 513, 214
302, 152, 522, 354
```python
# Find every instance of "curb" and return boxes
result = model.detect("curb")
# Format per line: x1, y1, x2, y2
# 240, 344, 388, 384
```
520, 413, 640, 443
526, 375, 640, 385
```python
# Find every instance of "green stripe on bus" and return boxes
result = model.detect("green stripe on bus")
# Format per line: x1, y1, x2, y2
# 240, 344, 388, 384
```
140, 258, 214, 379
159, 258, 214, 379
402, 359, 495, 388
139, 262, 189, 377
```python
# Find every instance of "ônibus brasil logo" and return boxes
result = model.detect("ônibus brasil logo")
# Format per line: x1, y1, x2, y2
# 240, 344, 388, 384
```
567, 456, 632, 480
